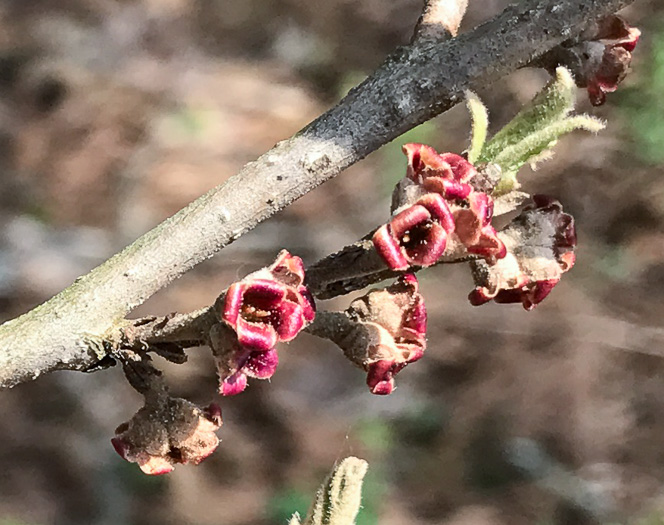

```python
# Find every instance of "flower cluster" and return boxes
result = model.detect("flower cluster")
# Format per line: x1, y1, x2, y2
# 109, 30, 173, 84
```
373, 144, 505, 271
213, 250, 315, 395
112, 397, 222, 475
468, 195, 576, 310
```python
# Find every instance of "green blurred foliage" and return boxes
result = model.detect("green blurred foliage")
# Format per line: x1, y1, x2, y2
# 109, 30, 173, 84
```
112, 460, 168, 496
354, 418, 392, 525
632, 514, 664, 525
390, 406, 447, 449
161, 106, 212, 143
356, 418, 393, 454
0, 518, 37, 525
267, 487, 312, 524
592, 244, 635, 281
620, 20, 664, 165
608, 512, 664, 525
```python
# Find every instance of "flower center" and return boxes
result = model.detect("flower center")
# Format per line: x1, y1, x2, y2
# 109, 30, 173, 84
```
400, 222, 433, 251
241, 303, 272, 323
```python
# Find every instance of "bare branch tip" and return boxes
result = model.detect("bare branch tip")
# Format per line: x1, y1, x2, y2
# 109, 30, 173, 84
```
415, 0, 469, 40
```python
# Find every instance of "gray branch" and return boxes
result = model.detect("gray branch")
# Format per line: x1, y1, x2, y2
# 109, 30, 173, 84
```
0, 0, 635, 389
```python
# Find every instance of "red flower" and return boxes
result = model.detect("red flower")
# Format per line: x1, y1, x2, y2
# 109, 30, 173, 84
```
468, 195, 576, 310
453, 191, 506, 260
345, 274, 427, 395
213, 251, 315, 395
111, 398, 222, 475
403, 143, 476, 199
220, 250, 315, 352
386, 144, 506, 268
373, 193, 455, 271
586, 16, 640, 106
211, 326, 280, 396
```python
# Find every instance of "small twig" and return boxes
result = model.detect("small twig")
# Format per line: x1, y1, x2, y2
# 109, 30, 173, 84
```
307, 239, 478, 299
122, 308, 217, 349
119, 353, 168, 397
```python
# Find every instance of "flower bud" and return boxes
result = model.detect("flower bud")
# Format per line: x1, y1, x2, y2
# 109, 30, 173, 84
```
111, 397, 222, 475
380, 144, 506, 271
585, 16, 640, 106
539, 16, 640, 106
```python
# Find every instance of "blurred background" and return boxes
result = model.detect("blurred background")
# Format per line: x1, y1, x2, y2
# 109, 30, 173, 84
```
0, 0, 663, 524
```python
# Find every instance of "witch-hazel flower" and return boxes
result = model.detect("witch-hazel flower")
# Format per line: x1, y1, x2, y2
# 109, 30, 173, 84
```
373, 193, 455, 271
308, 274, 426, 395
210, 323, 281, 396
112, 396, 222, 475
536, 16, 640, 106
468, 195, 576, 310
375, 143, 505, 270
402, 143, 476, 199
584, 16, 640, 106
212, 250, 315, 395
220, 250, 315, 352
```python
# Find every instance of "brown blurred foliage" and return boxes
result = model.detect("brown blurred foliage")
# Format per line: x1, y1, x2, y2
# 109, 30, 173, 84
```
1, 1, 664, 525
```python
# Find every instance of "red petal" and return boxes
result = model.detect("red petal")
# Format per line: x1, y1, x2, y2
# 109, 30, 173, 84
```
423, 177, 472, 199
372, 224, 409, 271
270, 250, 307, 287
468, 287, 493, 306
204, 404, 223, 426
367, 360, 396, 395
222, 283, 245, 326
111, 437, 130, 460
469, 192, 493, 226
417, 193, 455, 233
437, 152, 477, 182
298, 286, 317, 322
390, 204, 431, 237
244, 349, 279, 378
522, 279, 559, 310
493, 288, 526, 304
236, 316, 278, 351
139, 457, 175, 476
454, 208, 481, 246
243, 279, 288, 305
404, 298, 427, 337
274, 300, 305, 341
402, 143, 425, 180
221, 372, 248, 396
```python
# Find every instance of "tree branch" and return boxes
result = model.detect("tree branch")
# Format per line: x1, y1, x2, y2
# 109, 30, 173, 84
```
0, 0, 636, 389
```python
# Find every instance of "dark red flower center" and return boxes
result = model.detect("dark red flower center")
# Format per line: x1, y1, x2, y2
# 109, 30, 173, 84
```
400, 222, 433, 253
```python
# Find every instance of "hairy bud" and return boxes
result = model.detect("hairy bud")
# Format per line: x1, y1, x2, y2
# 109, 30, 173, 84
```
111, 397, 222, 475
